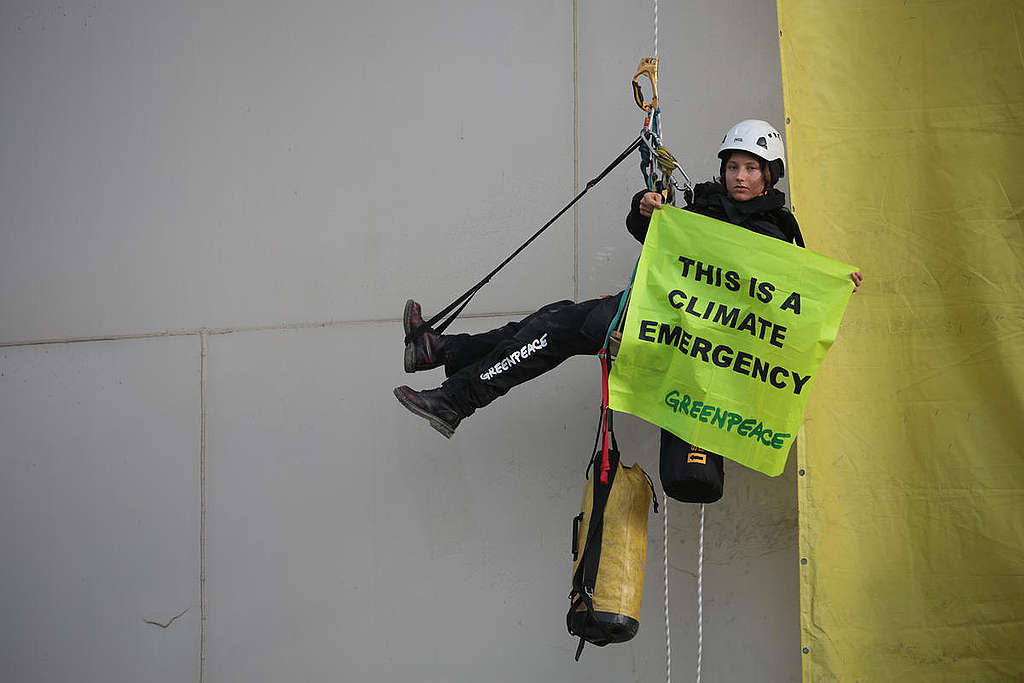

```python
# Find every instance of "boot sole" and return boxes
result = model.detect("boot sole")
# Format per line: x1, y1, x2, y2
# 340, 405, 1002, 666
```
403, 299, 417, 373
393, 387, 455, 439
403, 299, 416, 337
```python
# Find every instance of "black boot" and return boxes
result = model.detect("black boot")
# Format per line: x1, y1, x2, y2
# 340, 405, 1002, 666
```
393, 385, 463, 438
403, 299, 447, 373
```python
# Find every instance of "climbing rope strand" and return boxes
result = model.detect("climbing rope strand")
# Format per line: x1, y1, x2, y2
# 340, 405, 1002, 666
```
653, 0, 658, 61
663, 492, 671, 683
655, 146, 694, 192
696, 503, 705, 683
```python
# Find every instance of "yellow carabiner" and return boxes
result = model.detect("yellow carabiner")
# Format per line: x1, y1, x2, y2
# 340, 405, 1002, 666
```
631, 57, 659, 113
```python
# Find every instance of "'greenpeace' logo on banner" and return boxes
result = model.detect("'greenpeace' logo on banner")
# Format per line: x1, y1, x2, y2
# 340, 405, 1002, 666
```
664, 390, 791, 450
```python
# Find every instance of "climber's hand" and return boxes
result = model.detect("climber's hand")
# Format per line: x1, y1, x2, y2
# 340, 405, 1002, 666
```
851, 271, 863, 292
639, 192, 663, 217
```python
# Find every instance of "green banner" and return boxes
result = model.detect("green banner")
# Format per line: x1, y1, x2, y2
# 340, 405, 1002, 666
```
609, 206, 856, 476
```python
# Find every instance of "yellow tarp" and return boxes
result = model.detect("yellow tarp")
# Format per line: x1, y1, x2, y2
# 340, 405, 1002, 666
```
778, 1, 1024, 680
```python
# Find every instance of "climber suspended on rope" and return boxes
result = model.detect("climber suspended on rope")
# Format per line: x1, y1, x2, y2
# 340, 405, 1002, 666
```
394, 112, 862, 438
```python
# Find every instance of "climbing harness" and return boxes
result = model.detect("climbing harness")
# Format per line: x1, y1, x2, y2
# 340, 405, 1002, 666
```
632, 58, 694, 206
602, 55, 693, 364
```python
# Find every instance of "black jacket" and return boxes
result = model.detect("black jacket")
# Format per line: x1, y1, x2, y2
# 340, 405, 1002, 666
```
626, 182, 804, 247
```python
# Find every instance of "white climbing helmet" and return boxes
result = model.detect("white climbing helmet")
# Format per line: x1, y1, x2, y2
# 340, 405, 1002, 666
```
718, 119, 786, 180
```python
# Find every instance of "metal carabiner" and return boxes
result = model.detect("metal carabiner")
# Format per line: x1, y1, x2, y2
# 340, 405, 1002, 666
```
631, 57, 659, 114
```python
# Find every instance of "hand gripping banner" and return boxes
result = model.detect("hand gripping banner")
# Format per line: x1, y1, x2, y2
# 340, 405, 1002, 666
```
609, 206, 856, 476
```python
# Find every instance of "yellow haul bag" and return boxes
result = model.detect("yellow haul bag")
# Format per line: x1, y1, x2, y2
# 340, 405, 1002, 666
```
568, 432, 657, 660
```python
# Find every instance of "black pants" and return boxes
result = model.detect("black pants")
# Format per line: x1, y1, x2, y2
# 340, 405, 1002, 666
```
440, 293, 624, 416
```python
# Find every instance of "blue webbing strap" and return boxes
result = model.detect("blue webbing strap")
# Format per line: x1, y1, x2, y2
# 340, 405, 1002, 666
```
601, 257, 640, 353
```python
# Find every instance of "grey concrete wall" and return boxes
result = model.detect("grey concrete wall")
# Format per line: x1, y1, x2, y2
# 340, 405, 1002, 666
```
1, 2, 799, 682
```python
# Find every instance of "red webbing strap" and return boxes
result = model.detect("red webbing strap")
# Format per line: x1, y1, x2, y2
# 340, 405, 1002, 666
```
599, 354, 611, 485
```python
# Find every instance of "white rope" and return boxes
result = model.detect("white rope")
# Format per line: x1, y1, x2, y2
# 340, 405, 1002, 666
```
199, 331, 209, 682
663, 492, 671, 683
653, 0, 658, 61
696, 503, 705, 683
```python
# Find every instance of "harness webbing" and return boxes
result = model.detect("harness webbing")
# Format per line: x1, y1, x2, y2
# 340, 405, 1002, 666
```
406, 134, 644, 344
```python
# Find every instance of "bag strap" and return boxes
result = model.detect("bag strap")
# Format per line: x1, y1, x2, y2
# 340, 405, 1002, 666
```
598, 356, 615, 484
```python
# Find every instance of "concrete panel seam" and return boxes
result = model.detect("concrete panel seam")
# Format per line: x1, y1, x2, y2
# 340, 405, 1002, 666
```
0, 311, 537, 349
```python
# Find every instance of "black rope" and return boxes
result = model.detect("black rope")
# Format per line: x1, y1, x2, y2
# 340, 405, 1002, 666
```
406, 135, 644, 343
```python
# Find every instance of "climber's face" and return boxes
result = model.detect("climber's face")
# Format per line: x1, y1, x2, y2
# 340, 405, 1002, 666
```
724, 151, 766, 201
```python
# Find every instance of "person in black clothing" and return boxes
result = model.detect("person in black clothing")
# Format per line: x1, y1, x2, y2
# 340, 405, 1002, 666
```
394, 119, 862, 438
